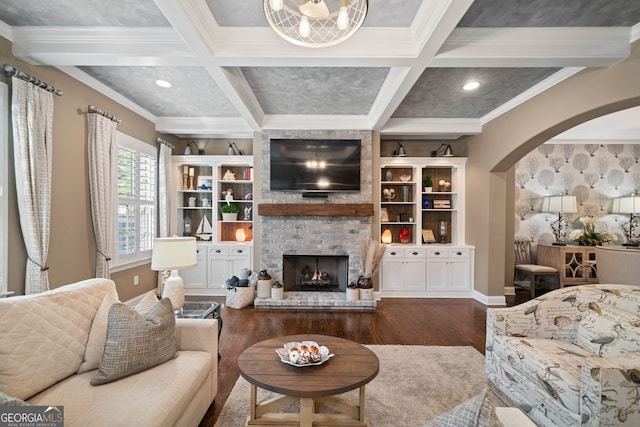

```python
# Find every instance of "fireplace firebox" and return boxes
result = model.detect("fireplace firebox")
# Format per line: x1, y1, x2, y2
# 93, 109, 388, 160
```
282, 255, 349, 292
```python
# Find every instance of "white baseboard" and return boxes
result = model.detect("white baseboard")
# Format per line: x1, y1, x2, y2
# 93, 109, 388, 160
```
473, 290, 506, 306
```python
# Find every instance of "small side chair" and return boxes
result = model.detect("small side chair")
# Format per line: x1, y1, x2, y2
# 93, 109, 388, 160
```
514, 240, 558, 298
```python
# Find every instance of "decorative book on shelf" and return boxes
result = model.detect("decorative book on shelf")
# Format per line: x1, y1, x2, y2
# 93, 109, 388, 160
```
433, 200, 451, 209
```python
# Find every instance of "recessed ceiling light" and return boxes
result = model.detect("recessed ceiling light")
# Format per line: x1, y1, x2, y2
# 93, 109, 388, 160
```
463, 81, 480, 91
155, 79, 172, 88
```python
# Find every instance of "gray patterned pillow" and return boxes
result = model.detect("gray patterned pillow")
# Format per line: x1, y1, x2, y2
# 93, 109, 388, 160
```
91, 298, 177, 386
0, 391, 29, 406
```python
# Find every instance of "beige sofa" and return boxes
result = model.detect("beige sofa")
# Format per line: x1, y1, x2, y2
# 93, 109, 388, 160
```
595, 246, 640, 285
486, 284, 640, 427
0, 278, 218, 427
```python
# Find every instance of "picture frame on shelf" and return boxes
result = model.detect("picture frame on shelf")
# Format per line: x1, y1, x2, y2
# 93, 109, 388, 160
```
422, 229, 436, 243
380, 208, 389, 222
196, 176, 213, 190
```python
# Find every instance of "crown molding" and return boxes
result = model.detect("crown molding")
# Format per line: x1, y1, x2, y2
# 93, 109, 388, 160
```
380, 118, 482, 135
262, 114, 371, 130
155, 116, 253, 137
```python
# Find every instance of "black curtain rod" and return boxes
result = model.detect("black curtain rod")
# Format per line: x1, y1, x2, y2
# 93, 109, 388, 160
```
156, 137, 175, 149
88, 105, 121, 123
2, 64, 63, 96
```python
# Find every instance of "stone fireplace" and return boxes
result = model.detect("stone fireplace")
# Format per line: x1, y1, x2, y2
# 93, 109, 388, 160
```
257, 130, 373, 291
283, 254, 349, 292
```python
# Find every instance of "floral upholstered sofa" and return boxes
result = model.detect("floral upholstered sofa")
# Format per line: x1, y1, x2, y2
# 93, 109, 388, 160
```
486, 285, 640, 427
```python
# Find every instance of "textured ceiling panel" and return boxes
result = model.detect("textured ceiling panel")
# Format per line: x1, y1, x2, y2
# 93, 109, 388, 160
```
79, 66, 239, 117
393, 67, 560, 118
242, 67, 390, 115
207, 0, 422, 28
459, 0, 640, 27
0, 0, 168, 26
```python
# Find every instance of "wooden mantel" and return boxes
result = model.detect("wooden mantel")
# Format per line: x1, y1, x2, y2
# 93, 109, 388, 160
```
258, 203, 374, 217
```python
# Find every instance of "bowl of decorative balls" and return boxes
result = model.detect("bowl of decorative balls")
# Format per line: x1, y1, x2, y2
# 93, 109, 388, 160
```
275, 341, 334, 367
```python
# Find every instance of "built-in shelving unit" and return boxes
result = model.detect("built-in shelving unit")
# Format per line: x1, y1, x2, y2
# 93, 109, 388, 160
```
171, 155, 253, 295
378, 157, 474, 297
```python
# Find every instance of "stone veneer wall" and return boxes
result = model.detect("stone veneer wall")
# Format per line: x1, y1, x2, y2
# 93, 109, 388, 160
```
259, 130, 373, 285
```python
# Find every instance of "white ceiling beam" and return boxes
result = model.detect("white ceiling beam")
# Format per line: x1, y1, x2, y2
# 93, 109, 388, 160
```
370, 0, 475, 130
433, 27, 632, 68
381, 118, 482, 135
153, 0, 264, 131
212, 27, 417, 67
11, 27, 198, 66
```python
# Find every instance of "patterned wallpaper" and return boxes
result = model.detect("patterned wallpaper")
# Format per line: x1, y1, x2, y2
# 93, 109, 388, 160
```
514, 144, 640, 245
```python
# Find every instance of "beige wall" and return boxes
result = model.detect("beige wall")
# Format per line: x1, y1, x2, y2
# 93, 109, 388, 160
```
1, 37, 178, 301
466, 40, 640, 297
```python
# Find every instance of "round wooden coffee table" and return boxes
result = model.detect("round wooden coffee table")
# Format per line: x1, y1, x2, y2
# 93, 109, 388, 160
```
238, 334, 379, 427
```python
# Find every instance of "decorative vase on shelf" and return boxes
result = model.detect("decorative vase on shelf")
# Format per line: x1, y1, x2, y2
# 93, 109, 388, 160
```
399, 227, 411, 244
222, 213, 238, 221
385, 170, 393, 181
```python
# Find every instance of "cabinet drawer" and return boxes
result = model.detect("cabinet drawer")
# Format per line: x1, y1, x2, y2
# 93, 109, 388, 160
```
208, 247, 229, 257
449, 248, 470, 258
384, 247, 426, 258
426, 247, 449, 258
384, 247, 406, 258
229, 247, 249, 257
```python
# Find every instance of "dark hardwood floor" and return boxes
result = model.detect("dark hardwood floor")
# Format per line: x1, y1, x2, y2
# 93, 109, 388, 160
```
197, 292, 530, 426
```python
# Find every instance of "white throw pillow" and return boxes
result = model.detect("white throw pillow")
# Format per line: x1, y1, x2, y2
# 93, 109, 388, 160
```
134, 291, 159, 316
77, 289, 120, 373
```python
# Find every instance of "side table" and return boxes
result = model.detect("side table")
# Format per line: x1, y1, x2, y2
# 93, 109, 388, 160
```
176, 301, 223, 345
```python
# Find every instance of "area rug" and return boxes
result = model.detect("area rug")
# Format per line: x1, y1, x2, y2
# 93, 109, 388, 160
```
215, 345, 491, 427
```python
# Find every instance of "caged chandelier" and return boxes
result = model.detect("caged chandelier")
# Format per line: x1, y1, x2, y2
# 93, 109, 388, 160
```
264, 0, 368, 48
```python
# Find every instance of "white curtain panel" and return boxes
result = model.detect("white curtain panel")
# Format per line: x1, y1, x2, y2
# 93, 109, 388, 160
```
87, 113, 117, 279
10, 78, 54, 294
158, 143, 172, 238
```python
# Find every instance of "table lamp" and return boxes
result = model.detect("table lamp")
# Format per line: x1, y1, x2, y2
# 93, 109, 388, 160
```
151, 236, 197, 311
542, 195, 577, 245
612, 196, 640, 246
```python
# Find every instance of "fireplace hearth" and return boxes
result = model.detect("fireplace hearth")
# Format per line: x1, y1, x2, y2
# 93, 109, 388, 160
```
283, 255, 349, 292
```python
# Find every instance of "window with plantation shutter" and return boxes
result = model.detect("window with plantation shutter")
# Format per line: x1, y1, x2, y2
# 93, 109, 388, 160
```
111, 132, 157, 270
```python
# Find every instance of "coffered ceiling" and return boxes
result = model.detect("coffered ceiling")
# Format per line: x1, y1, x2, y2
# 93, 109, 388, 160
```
1, 0, 639, 139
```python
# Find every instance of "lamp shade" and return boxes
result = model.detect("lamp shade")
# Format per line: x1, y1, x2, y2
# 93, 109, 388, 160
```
542, 196, 578, 213
151, 237, 197, 271
612, 196, 640, 214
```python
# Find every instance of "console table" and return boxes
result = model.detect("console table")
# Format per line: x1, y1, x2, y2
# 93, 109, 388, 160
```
537, 244, 599, 288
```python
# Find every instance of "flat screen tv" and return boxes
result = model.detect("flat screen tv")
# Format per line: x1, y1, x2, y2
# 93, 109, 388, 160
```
270, 139, 361, 193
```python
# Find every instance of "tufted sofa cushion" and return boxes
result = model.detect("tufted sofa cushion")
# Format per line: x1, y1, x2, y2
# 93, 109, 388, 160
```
0, 279, 115, 400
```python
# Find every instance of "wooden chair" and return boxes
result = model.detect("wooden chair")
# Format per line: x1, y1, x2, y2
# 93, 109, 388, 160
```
514, 240, 559, 298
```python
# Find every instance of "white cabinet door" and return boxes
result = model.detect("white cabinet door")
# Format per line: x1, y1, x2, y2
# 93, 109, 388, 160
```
448, 248, 471, 291
426, 248, 448, 291
381, 247, 427, 294
381, 251, 404, 292
182, 246, 207, 289
208, 247, 230, 288
404, 249, 427, 290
